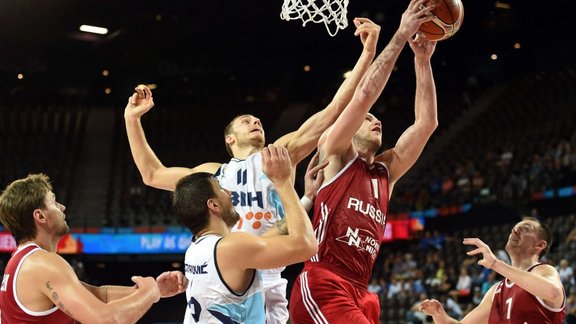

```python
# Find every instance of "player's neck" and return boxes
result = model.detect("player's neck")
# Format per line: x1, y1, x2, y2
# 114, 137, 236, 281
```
232, 146, 260, 160
358, 150, 376, 164
511, 255, 540, 271
20, 233, 59, 252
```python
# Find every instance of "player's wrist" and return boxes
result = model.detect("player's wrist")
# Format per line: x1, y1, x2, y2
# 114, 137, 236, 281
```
300, 195, 314, 210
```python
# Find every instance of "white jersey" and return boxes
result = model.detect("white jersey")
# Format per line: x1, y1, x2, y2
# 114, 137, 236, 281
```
216, 152, 285, 236
215, 152, 289, 323
184, 234, 265, 324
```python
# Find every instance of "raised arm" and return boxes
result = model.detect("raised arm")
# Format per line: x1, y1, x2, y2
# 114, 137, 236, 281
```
35, 252, 160, 323
274, 18, 380, 165
124, 85, 221, 191
219, 145, 318, 270
464, 237, 565, 308
322, 0, 435, 164
376, 35, 438, 186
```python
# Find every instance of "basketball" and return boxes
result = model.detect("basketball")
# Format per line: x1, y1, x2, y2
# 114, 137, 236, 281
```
418, 0, 464, 41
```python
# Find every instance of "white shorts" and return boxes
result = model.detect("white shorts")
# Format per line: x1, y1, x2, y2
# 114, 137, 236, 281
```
262, 271, 288, 324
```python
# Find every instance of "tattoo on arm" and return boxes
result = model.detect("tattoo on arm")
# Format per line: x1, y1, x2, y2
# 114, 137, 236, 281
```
45, 281, 74, 317
275, 218, 288, 235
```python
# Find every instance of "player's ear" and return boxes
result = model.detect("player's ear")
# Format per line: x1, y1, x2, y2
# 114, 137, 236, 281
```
535, 239, 547, 252
33, 209, 46, 223
207, 198, 219, 213
225, 134, 235, 146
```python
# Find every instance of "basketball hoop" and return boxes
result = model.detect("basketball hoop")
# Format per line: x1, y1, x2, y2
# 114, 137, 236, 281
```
280, 0, 349, 37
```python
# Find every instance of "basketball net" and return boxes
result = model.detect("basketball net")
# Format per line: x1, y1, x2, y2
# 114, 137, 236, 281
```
280, 0, 349, 37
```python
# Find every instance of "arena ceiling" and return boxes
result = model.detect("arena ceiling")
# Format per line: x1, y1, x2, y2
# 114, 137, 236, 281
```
0, 0, 570, 104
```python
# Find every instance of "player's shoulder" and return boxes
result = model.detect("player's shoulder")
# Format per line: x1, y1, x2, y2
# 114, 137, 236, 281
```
21, 250, 71, 281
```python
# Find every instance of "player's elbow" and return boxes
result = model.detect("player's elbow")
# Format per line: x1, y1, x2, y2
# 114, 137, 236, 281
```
296, 236, 318, 260
544, 285, 565, 305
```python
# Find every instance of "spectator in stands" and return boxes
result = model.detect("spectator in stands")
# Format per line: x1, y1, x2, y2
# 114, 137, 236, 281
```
558, 259, 575, 293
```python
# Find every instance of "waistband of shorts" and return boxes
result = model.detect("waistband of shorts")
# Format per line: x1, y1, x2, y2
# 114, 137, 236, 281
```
303, 262, 369, 289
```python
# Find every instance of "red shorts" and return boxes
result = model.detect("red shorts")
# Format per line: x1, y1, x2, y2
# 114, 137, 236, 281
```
289, 264, 379, 324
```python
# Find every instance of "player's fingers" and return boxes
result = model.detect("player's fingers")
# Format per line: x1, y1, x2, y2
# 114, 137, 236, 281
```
466, 248, 481, 256
307, 151, 320, 168
308, 159, 329, 175
261, 146, 270, 161
354, 17, 375, 25
267, 144, 278, 159
144, 86, 152, 99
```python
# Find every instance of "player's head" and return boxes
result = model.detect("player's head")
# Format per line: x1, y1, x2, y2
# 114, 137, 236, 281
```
224, 114, 265, 157
173, 173, 240, 234
506, 217, 552, 259
0, 174, 68, 244
353, 113, 382, 153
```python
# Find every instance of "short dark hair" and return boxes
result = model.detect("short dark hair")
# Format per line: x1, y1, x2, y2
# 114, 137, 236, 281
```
0, 174, 51, 244
523, 216, 553, 258
173, 173, 216, 234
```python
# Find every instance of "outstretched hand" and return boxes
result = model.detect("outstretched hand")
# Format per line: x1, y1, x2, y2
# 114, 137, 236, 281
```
463, 237, 498, 269
131, 276, 161, 303
409, 34, 437, 61
156, 271, 188, 298
125, 85, 154, 119
353, 18, 381, 54
303, 151, 329, 201
399, 0, 436, 40
262, 145, 293, 184
418, 299, 446, 317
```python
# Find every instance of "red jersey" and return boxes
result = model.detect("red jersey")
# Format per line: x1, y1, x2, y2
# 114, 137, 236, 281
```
0, 243, 76, 324
488, 263, 566, 324
307, 155, 389, 288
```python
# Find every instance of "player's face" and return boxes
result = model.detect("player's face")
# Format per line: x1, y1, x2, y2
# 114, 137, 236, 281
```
354, 113, 382, 149
505, 220, 543, 255
231, 115, 265, 149
211, 181, 240, 227
41, 191, 69, 237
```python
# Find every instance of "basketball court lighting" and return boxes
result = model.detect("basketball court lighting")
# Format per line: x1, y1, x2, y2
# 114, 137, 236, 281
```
491, 54, 498, 60
79, 24, 108, 35
17, 73, 24, 80
343, 70, 352, 79
147, 83, 158, 90
513, 42, 521, 49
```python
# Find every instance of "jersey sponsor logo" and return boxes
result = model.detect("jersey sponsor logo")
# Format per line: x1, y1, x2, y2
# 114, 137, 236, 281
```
335, 227, 380, 260
1, 274, 9, 291
185, 262, 208, 275
230, 191, 264, 208
347, 197, 386, 225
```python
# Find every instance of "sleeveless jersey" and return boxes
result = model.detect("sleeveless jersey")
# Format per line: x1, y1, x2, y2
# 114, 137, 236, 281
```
307, 154, 389, 288
216, 152, 284, 236
0, 243, 76, 324
184, 234, 265, 324
488, 263, 566, 324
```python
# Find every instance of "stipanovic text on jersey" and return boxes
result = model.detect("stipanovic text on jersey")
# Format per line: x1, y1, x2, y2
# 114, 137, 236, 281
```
185, 262, 208, 275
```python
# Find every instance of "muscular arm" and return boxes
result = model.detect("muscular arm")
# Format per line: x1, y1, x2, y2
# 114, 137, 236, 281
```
219, 146, 317, 270
81, 282, 135, 303
376, 51, 438, 186
274, 19, 380, 165
124, 86, 221, 191
492, 260, 564, 308
419, 284, 496, 324
32, 252, 159, 323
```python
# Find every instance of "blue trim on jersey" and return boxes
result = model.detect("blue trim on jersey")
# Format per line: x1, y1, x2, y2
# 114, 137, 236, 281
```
207, 310, 238, 324
267, 189, 285, 218
213, 238, 256, 297
206, 293, 265, 324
